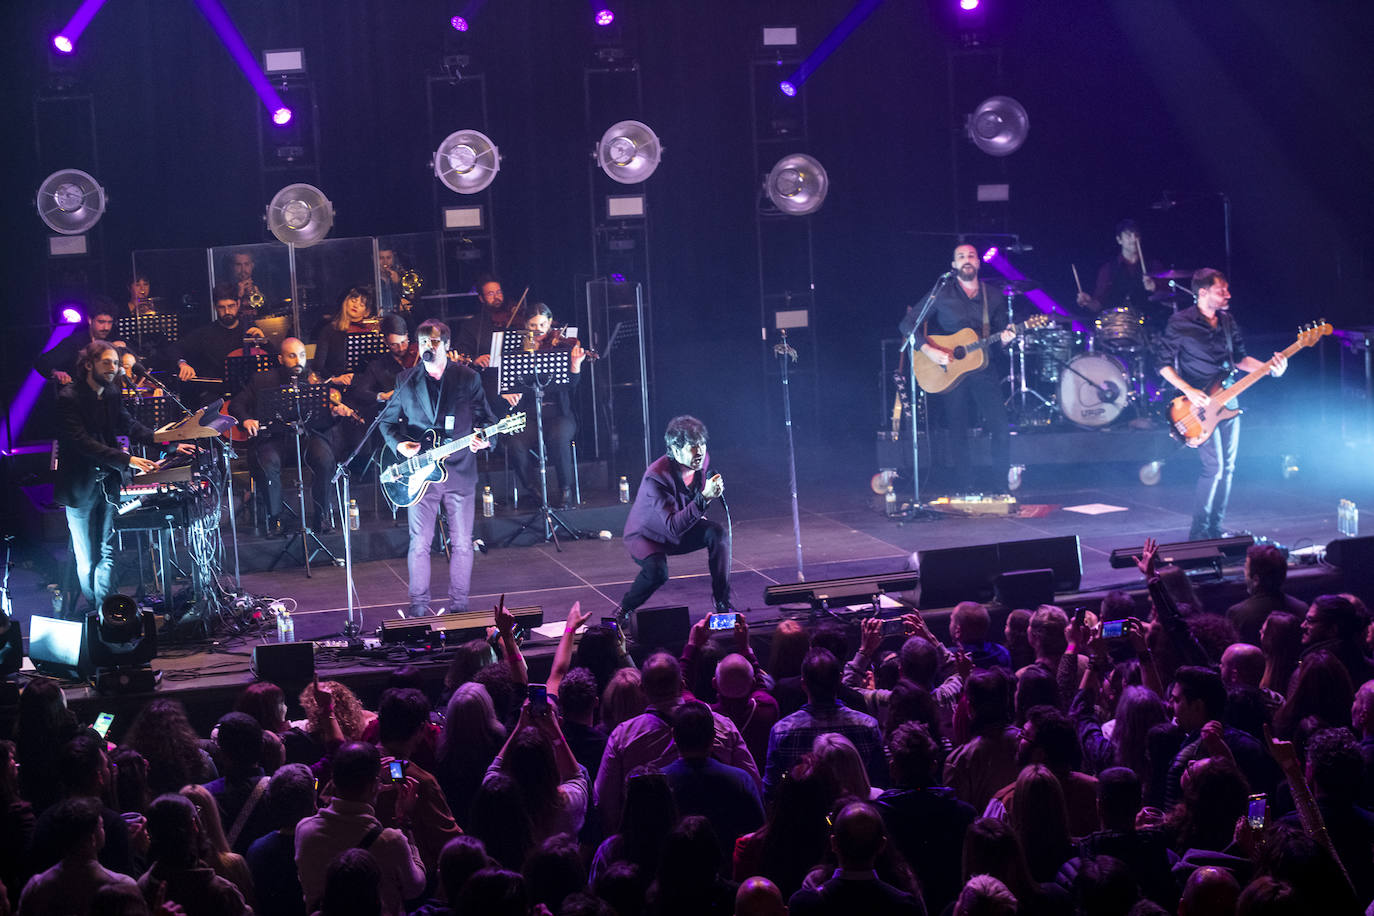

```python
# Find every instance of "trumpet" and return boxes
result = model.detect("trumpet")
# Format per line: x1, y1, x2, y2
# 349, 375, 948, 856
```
245, 285, 265, 310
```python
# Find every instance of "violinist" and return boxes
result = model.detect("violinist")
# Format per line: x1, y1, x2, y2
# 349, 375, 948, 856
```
506, 303, 587, 508
173, 282, 273, 402
228, 338, 352, 537
311, 286, 376, 386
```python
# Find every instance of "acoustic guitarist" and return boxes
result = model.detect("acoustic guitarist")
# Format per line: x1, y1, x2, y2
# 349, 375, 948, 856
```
1157, 268, 1286, 541
915, 243, 1016, 492
378, 319, 500, 617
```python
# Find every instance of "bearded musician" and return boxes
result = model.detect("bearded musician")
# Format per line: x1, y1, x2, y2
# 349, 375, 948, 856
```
505, 303, 587, 508
227, 337, 358, 537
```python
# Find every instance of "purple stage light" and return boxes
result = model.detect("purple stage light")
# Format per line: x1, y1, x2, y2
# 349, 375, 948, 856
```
960, 0, 980, 10
610, 273, 626, 283
53, 0, 111, 55
60, 306, 84, 324
4, 322, 80, 452
192, 0, 292, 125
594, 8, 615, 26
780, 81, 797, 97
53, 35, 74, 54
272, 107, 293, 125
450, 15, 469, 31
982, 246, 998, 261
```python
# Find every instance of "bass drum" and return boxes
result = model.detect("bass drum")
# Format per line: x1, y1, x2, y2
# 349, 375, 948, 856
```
1059, 354, 1130, 428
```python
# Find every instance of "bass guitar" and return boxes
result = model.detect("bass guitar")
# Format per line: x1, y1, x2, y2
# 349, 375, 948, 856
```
912, 314, 1050, 394
1166, 321, 1330, 447
379, 412, 527, 508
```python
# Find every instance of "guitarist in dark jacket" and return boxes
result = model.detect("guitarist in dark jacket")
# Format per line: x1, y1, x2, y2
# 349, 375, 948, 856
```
56, 341, 186, 616
378, 319, 499, 617
916, 243, 1015, 492
1157, 269, 1286, 540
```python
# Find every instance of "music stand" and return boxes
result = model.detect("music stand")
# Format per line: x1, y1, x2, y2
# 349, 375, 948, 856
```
125, 395, 174, 432
224, 351, 274, 398
498, 337, 582, 548
116, 314, 178, 356
259, 381, 338, 576
344, 331, 386, 372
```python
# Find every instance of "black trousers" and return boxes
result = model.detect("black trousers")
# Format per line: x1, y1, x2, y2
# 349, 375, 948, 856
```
250, 431, 337, 522
938, 366, 1010, 491
621, 519, 732, 614
509, 407, 576, 498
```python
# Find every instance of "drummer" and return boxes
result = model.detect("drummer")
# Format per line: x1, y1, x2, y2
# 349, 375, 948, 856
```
1076, 219, 1165, 314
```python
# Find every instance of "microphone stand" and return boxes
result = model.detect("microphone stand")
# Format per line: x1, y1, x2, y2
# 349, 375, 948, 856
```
330, 387, 396, 641
774, 331, 805, 582
897, 272, 955, 512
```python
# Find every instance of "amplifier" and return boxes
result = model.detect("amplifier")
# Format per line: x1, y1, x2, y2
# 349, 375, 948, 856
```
378, 605, 544, 644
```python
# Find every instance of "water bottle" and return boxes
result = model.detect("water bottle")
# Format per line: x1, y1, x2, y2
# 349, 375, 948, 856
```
619, 476, 630, 503
1353, 502, 1361, 537
885, 484, 897, 516
482, 486, 494, 518
276, 606, 294, 643
1340, 499, 1359, 537
347, 498, 360, 531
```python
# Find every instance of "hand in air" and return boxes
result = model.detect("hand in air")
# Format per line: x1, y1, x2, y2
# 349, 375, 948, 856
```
1134, 536, 1158, 579
859, 617, 884, 656
398, 441, 421, 458
564, 601, 592, 636
1268, 353, 1288, 377
177, 363, 196, 382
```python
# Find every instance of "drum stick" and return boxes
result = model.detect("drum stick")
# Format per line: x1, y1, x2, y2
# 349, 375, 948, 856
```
1136, 238, 1150, 286
1071, 264, 1083, 295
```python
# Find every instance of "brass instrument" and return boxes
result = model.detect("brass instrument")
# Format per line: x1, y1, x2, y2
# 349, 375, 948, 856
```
400, 268, 422, 301
246, 285, 265, 310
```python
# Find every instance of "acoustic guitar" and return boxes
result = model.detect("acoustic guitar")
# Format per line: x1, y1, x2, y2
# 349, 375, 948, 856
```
912, 314, 1050, 394
1167, 321, 1330, 447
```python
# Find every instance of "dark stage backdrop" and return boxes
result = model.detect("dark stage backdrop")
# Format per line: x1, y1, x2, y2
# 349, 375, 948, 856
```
3, 0, 1371, 448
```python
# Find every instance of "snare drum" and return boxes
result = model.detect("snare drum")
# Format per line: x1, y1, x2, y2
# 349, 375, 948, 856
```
1023, 326, 1084, 385
1059, 353, 1130, 428
1094, 306, 1146, 351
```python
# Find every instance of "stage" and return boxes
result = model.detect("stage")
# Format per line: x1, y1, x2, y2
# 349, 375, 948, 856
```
4, 424, 1370, 731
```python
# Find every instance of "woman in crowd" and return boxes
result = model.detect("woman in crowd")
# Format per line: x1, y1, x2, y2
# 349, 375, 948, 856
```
434, 682, 506, 827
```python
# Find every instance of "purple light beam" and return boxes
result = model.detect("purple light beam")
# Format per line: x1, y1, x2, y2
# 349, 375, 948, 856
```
53, 0, 112, 53
191, 0, 290, 121
2, 322, 80, 454
782, 0, 884, 95
984, 251, 1085, 332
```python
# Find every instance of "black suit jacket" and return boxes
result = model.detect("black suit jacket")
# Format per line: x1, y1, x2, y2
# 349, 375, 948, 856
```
377, 361, 498, 492
228, 366, 337, 438
622, 453, 712, 560
54, 381, 155, 508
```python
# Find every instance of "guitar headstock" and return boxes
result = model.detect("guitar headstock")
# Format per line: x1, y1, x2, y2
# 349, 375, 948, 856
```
498, 411, 528, 434
1297, 320, 1333, 348
1024, 314, 1051, 331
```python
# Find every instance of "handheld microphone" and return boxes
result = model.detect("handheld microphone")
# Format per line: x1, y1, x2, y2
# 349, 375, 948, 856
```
421, 348, 437, 363
941, 270, 955, 280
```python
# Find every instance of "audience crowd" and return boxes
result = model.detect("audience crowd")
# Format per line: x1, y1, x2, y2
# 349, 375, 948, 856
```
2, 539, 1371, 916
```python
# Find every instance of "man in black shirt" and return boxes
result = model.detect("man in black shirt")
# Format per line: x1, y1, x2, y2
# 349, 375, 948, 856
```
175, 282, 273, 404
1157, 269, 1286, 539
36, 299, 126, 386
1076, 219, 1163, 314
916, 243, 1015, 492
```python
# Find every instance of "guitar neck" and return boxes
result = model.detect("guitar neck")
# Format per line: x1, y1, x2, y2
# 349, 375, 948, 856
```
1218, 336, 1307, 399
423, 418, 504, 463
964, 319, 1031, 356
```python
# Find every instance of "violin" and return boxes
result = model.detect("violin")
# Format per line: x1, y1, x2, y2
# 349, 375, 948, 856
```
545, 327, 599, 362
308, 370, 365, 425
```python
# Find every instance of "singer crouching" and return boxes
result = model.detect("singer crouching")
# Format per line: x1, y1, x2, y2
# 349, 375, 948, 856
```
617, 415, 733, 627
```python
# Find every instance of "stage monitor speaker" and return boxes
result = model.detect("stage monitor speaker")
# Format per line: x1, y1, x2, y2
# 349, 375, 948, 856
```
916, 535, 1083, 610
1326, 537, 1374, 578
251, 641, 315, 692
764, 570, 922, 608
1109, 536, 1252, 570
633, 605, 690, 650
995, 569, 1055, 610
27, 615, 90, 679
379, 606, 543, 644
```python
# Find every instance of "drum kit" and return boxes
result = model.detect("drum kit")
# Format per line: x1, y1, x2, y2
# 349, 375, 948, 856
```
1004, 269, 1194, 429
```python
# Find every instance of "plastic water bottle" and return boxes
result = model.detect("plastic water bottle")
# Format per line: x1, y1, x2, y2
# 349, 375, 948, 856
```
1339, 499, 1359, 537
885, 484, 897, 516
276, 606, 294, 643
482, 486, 494, 518
619, 476, 630, 503
347, 499, 360, 531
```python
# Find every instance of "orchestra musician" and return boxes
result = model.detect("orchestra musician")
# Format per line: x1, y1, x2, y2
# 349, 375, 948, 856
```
174, 282, 273, 399
1156, 269, 1286, 540
35, 299, 127, 386
376, 247, 414, 316
916, 243, 1016, 493
126, 273, 156, 316
311, 286, 373, 386
505, 303, 586, 508
227, 250, 266, 317
378, 319, 499, 618
55, 341, 192, 616
228, 338, 353, 537
1076, 219, 1164, 314
350, 313, 415, 418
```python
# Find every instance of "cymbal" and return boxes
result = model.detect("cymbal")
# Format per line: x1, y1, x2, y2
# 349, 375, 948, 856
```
993, 279, 1041, 294
1149, 288, 1189, 303
1149, 269, 1195, 280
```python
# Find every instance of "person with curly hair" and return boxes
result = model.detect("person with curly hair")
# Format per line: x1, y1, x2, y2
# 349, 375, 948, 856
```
123, 699, 217, 796
298, 681, 376, 746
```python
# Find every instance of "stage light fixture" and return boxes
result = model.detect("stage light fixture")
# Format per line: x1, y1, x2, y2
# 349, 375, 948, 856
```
597, 121, 662, 184
967, 95, 1029, 156
265, 183, 334, 247
765, 153, 828, 216
607, 194, 645, 218
60, 306, 84, 324
779, 81, 797, 97
762, 26, 798, 47
87, 595, 158, 693
262, 48, 306, 75
271, 107, 293, 126
434, 129, 501, 194
983, 246, 998, 260
53, 35, 74, 54
442, 204, 485, 230
960, 0, 980, 10
610, 273, 626, 283
595, 8, 615, 26
450, 15, 469, 31
36, 169, 107, 235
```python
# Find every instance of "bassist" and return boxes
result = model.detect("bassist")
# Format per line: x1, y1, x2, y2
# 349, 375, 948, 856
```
378, 319, 499, 617
1157, 269, 1287, 540
916, 244, 1016, 492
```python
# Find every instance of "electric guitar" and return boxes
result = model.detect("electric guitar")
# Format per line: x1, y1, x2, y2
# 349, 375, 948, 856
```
1166, 321, 1330, 447
379, 412, 527, 508
912, 314, 1050, 394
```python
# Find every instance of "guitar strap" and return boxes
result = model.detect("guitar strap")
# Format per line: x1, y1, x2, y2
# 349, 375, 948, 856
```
981, 285, 990, 339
